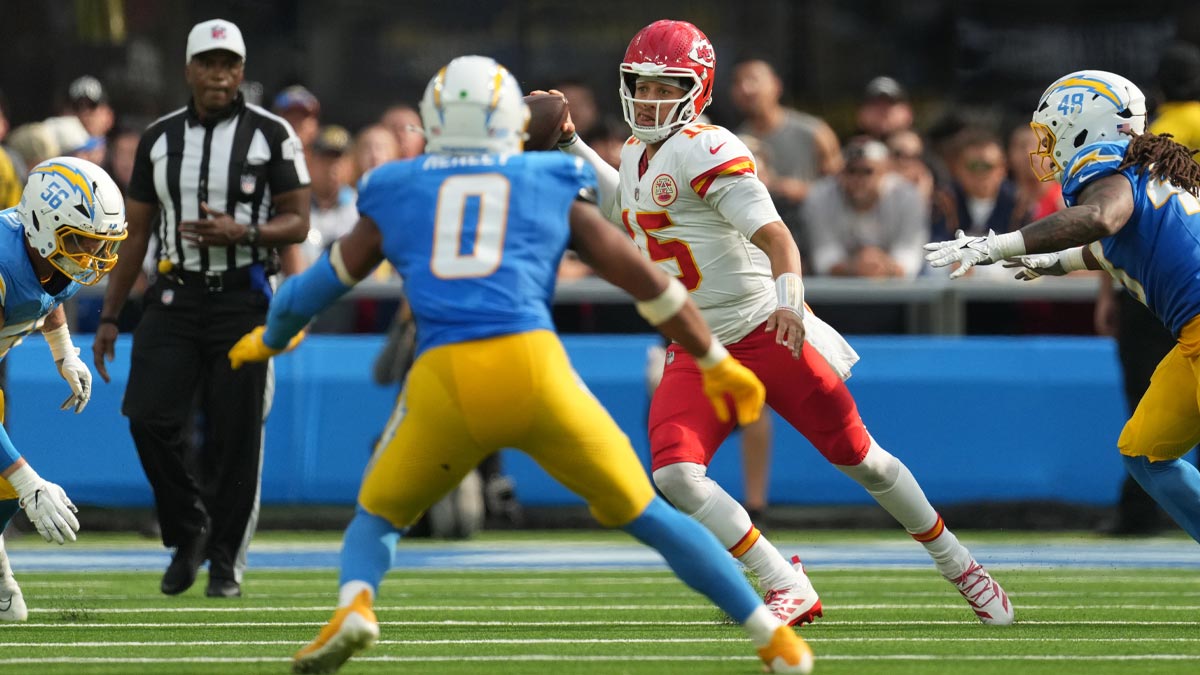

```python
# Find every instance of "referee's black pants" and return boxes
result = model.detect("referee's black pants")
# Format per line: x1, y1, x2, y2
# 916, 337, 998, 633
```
123, 277, 272, 584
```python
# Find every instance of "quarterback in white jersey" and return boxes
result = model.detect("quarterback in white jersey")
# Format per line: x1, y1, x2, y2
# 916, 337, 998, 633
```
557, 18, 1014, 629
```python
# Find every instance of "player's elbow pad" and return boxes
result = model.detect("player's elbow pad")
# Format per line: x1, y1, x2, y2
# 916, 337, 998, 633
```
263, 252, 354, 347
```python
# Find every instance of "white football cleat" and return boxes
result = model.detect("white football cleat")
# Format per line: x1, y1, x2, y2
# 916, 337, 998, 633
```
757, 625, 814, 674
293, 590, 380, 674
0, 575, 27, 622
947, 558, 1014, 625
764, 555, 823, 627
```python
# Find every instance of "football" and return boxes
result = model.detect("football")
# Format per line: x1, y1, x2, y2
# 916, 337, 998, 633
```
523, 93, 569, 151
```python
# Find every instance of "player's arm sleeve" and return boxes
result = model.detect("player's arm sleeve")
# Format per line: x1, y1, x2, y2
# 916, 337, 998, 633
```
0, 414, 21, 469
261, 250, 353, 348
560, 138, 620, 223
689, 134, 781, 239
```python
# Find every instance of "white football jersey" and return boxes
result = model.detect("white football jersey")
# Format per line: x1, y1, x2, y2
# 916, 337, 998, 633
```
612, 123, 782, 344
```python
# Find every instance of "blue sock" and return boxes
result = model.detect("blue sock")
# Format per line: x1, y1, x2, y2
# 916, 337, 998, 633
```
0, 498, 18, 533
1122, 455, 1200, 543
338, 507, 402, 591
622, 496, 761, 623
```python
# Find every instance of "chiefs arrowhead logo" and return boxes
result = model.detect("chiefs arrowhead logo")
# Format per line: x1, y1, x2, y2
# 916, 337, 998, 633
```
690, 39, 715, 68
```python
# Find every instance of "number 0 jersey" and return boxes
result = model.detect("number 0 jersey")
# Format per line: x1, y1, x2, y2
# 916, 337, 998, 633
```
1061, 140, 1200, 336
356, 152, 595, 355
611, 123, 783, 344
0, 207, 81, 360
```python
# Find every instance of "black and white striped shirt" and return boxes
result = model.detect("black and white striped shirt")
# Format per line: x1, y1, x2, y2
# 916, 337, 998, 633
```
127, 93, 310, 273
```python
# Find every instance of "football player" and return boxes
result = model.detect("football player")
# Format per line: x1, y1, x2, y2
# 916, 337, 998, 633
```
552, 19, 1014, 627
228, 55, 814, 674
0, 157, 128, 621
926, 69, 1200, 542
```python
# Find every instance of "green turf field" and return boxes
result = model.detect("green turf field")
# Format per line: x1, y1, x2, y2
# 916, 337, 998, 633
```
1, 530, 1197, 674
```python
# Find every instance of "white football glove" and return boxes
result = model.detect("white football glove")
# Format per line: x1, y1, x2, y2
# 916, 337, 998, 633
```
924, 229, 1001, 279
56, 348, 92, 413
1002, 252, 1069, 281
8, 464, 79, 545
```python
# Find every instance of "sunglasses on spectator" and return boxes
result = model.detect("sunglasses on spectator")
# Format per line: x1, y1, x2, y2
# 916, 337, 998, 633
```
965, 159, 999, 173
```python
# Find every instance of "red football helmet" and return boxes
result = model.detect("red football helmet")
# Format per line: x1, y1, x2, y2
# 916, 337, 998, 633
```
619, 19, 716, 143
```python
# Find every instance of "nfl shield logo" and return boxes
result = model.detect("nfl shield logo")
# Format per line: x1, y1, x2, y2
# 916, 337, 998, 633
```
240, 173, 257, 194
161, 288, 175, 306
212, 26, 226, 39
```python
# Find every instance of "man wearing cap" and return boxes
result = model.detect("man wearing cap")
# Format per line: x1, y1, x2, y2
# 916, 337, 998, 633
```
92, 18, 310, 599
304, 125, 357, 267
67, 75, 115, 139
856, 76, 915, 141
273, 85, 320, 152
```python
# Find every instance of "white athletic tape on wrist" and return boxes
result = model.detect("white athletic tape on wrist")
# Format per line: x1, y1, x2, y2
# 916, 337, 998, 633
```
6, 463, 41, 499
775, 272, 805, 316
696, 341, 730, 370
992, 230, 1027, 260
636, 277, 688, 326
43, 324, 76, 362
1059, 246, 1087, 272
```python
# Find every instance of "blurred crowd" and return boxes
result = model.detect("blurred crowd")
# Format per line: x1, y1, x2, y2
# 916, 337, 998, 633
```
3, 39, 1199, 337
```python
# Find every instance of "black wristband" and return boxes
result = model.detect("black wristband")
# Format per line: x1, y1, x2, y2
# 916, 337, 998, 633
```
98, 316, 120, 326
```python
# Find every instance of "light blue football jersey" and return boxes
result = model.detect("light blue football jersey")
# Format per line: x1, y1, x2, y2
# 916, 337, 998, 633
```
356, 152, 596, 354
1061, 140, 1200, 336
0, 207, 81, 359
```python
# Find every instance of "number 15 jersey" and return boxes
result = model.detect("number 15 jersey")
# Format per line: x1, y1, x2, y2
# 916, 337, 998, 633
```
610, 124, 783, 345
356, 152, 595, 355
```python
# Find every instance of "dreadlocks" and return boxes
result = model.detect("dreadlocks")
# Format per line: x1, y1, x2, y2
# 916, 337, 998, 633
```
1117, 132, 1200, 197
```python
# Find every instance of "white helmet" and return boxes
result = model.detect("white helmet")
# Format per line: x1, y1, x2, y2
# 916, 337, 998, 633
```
419, 55, 529, 155
1029, 70, 1146, 182
18, 156, 128, 285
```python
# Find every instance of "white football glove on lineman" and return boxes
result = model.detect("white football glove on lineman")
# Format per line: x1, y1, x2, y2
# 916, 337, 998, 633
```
6, 463, 79, 544
924, 229, 1027, 279
44, 324, 91, 413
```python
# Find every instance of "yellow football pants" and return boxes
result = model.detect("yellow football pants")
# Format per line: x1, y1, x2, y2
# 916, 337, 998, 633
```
358, 329, 655, 529
1119, 314, 1200, 461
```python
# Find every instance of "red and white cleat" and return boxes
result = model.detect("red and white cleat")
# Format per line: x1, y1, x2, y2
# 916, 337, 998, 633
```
764, 555, 823, 627
947, 558, 1014, 625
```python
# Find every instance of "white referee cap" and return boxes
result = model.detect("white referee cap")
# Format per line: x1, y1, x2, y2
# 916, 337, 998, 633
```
186, 19, 246, 64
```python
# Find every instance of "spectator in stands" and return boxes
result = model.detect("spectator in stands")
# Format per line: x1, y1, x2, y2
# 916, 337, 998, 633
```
303, 125, 358, 267
7, 122, 59, 170
930, 129, 1020, 278
105, 125, 142, 194
731, 58, 841, 251
1007, 125, 1064, 225
804, 136, 928, 278
44, 115, 106, 165
0, 90, 20, 208
555, 80, 600, 141
886, 129, 935, 205
351, 124, 398, 183
856, 76, 915, 141
1097, 41, 1200, 536
67, 75, 115, 139
379, 104, 425, 159
272, 85, 320, 150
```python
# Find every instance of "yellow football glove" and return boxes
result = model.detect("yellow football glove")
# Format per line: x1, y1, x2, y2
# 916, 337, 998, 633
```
700, 354, 765, 425
228, 326, 306, 370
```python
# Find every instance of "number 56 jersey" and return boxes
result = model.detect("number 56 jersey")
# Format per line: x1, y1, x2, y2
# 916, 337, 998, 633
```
356, 152, 596, 355
611, 124, 783, 345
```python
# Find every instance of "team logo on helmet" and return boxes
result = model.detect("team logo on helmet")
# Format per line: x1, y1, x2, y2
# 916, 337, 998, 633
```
652, 174, 678, 206
690, 40, 715, 68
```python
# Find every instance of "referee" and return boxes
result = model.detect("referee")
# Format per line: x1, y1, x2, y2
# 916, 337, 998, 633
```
93, 18, 310, 598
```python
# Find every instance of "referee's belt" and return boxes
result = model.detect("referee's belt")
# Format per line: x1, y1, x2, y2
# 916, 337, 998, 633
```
168, 267, 256, 293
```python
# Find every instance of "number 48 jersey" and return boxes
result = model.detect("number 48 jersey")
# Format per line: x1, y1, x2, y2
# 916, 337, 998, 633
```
357, 152, 595, 355
612, 123, 783, 345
